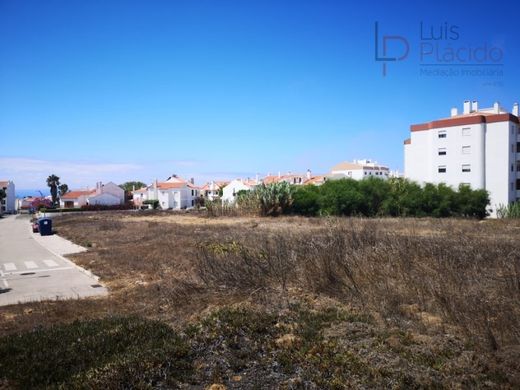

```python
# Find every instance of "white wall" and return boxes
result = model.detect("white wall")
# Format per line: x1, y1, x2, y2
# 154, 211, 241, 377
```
100, 182, 125, 204
155, 187, 199, 210
88, 193, 121, 206
222, 180, 252, 203
405, 118, 519, 217
1, 181, 15, 213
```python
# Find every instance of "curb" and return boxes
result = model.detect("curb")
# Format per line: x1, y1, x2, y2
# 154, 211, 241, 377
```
29, 222, 102, 283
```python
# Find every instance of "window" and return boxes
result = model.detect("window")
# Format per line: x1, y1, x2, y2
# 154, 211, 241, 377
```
438, 166, 446, 173
191, 189, 194, 196
517, 179, 520, 190
462, 127, 471, 136
462, 146, 471, 154
517, 142, 520, 152
517, 162, 520, 172
438, 130, 447, 138
438, 148, 447, 156
462, 164, 471, 173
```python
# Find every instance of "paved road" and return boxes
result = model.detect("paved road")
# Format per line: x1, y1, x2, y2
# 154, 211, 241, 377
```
0, 214, 107, 306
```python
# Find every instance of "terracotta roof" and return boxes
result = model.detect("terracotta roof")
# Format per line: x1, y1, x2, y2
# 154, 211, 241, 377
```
156, 182, 187, 190
304, 175, 326, 185
411, 112, 519, 132
61, 190, 95, 199
0, 181, 9, 188
404, 138, 411, 145
262, 175, 305, 185
132, 187, 149, 194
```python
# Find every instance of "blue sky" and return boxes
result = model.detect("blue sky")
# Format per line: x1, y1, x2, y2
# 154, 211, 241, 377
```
1, 0, 519, 191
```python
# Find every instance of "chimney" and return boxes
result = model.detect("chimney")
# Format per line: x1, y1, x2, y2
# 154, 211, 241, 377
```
472, 100, 478, 112
463, 100, 471, 114
190, 177, 194, 184
450, 107, 458, 117
493, 101, 500, 113
154, 179, 158, 200
513, 103, 519, 117
306, 169, 311, 180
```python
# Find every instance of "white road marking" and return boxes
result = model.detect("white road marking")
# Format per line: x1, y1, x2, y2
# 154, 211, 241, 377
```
24, 261, 38, 269
3, 263, 16, 271
6, 266, 74, 276
43, 259, 59, 267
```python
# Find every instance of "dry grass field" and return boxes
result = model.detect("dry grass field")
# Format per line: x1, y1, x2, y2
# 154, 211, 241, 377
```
1, 211, 520, 388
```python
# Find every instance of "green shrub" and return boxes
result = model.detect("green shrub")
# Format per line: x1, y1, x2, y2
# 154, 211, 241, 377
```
497, 202, 520, 218
288, 178, 489, 219
292, 185, 320, 216
143, 199, 159, 209
0, 316, 192, 388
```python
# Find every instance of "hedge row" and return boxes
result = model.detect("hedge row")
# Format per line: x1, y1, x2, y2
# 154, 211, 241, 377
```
291, 177, 490, 219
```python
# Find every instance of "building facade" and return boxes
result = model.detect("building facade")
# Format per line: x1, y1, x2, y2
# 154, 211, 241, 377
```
328, 159, 390, 180
404, 100, 520, 216
133, 175, 200, 210
0, 180, 16, 213
60, 181, 125, 208
221, 179, 257, 203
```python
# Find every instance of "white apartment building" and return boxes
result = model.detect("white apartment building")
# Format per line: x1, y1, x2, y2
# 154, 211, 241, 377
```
0, 180, 16, 214
404, 100, 520, 216
328, 159, 390, 180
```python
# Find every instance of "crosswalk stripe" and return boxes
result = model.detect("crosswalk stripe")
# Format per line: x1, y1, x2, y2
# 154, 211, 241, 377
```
3, 263, 16, 271
43, 259, 59, 267
24, 261, 38, 269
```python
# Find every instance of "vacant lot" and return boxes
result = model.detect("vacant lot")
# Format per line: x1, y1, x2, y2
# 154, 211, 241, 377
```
1, 211, 519, 388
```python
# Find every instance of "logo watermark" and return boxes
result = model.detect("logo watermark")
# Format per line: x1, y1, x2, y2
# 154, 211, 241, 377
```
374, 21, 504, 82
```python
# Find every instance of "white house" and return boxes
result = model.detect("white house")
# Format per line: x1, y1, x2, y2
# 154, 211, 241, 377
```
0, 180, 16, 214
404, 100, 520, 216
200, 181, 229, 201
328, 159, 390, 180
222, 179, 258, 203
60, 181, 125, 208
263, 172, 307, 185
134, 175, 201, 210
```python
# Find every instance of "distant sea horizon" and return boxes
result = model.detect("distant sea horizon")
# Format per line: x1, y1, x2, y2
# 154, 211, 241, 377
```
15, 189, 50, 199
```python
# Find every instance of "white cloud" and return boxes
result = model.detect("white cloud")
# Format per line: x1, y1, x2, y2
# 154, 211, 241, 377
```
0, 157, 143, 189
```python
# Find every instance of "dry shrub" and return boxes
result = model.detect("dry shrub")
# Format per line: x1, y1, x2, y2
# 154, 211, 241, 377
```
195, 219, 520, 351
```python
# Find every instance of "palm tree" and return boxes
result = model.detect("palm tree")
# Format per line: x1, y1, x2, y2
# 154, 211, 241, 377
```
58, 183, 69, 198
46, 174, 60, 206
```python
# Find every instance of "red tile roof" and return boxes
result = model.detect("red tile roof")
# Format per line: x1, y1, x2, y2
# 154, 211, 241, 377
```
411, 113, 519, 132
61, 190, 95, 199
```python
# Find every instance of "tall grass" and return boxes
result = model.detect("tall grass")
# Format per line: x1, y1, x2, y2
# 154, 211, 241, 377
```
497, 202, 520, 218
196, 220, 520, 351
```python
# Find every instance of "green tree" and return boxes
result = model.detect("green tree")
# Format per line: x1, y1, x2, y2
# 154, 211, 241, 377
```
318, 179, 362, 216
292, 185, 320, 216
46, 174, 60, 206
120, 181, 147, 192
